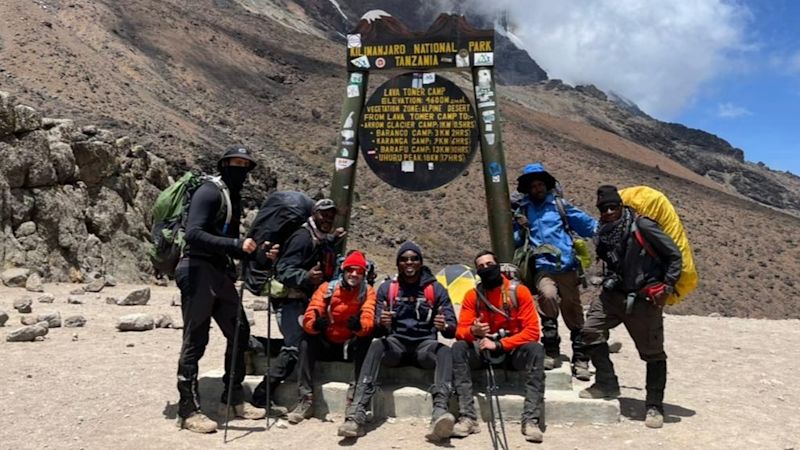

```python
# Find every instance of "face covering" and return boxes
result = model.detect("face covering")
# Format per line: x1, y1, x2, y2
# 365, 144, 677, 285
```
477, 264, 503, 290
221, 166, 249, 192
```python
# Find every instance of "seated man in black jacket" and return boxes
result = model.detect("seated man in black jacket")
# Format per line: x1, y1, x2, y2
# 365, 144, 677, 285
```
338, 241, 457, 442
579, 185, 682, 430
175, 146, 268, 433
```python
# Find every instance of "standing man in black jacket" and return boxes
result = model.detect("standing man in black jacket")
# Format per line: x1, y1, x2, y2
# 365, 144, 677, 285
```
579, 185, 683, 430
338, 241, 457, 442
175, 146, 267, 433
251, 198, 345, 410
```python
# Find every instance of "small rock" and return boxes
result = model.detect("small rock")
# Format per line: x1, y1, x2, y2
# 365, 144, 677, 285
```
37, 311, 61, 328
69, 287, 85, 295
311, 108, 322, 119
104, 275, 117, 287
72, 333, 79, 341
105, 297, 118, 305
84, 277, 105, 293
67, 296, 84, 305
38, 293, 55, 303
248, 300, 269, 311
13, 297, 33, 313
117, 288, 150, 306
116, 313, 154, 331
21, 316, 39, 326
35, 320, 50, 329
126, 343, 135, 348
154, 314, 174, 329
6, 324, 48, 342
0, 310, 8, 327
25, 273, 44, 292
154, 277, 168, 287
170, 295, 181, 307
64, 315, 87, 328
2, 268, 31, 287
709, 312, 721, 318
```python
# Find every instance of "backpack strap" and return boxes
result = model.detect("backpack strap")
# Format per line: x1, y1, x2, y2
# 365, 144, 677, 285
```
423, 283, 435, 307
324, 279, 340, 323
631, 218, 657, 258
508, 280, 520, 309
475, 283, 510, 319
206, 176, 233, 234
387, 279, 399, 311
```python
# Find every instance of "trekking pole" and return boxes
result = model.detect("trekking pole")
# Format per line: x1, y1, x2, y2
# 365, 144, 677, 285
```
264, 273, 274, 431
482, 332, 510, 450
224, 258, 250, 443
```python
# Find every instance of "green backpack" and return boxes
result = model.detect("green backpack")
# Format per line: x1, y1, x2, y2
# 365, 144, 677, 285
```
147, 172, 231, 277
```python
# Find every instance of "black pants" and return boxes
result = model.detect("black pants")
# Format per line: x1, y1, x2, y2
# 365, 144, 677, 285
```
452, 340, 545, 422
297, 334, 371, 398
253, 298, 307, 405
347, 336, 452, 423
175, 258, 249, 418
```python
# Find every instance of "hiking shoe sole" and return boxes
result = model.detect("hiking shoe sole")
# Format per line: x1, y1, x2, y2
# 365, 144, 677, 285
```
426, 413, 455, 442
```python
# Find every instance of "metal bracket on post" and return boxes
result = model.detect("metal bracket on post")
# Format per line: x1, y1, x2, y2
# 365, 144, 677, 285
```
472, 66, 514, 262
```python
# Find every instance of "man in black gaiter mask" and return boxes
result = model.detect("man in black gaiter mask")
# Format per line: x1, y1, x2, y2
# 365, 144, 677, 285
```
451, 251, 546, 442
174, 146, 268, 433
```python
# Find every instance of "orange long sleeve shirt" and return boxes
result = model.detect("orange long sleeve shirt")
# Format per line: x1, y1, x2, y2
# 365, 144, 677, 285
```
303, 281, 376, 344
455, 277, 541, 351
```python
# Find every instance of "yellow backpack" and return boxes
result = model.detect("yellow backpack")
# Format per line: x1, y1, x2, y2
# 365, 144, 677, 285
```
619, 186, 698, 305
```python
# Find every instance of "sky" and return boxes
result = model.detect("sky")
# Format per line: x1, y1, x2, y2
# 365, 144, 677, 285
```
462, 0, 800, 175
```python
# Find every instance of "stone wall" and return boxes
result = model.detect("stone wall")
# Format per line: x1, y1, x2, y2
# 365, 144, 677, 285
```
0, 91, 170, 282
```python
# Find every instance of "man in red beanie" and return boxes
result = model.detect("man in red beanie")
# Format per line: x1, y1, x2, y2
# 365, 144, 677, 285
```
286, 250, 376, 424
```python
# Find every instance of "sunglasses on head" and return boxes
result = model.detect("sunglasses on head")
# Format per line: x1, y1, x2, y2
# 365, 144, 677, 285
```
599, 203, 621, 213
399, 255, 420, 263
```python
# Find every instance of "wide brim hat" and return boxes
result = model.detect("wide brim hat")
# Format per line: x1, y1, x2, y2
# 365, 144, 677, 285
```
516, 163, 556, 193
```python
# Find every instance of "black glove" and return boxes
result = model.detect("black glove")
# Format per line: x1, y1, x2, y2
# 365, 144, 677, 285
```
347, 315, 362, 332
491, 340, 505, 358
313, 314, 330, 333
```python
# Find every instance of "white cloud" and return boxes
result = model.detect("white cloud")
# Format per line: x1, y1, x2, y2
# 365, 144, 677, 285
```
461, 0, 751, 119
717, 102, 752, 118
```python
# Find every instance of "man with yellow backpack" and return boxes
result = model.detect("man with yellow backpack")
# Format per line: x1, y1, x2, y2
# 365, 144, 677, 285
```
580, 185, 687, 429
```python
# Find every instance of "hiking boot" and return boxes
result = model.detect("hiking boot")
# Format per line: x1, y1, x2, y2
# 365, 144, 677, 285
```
578, 383, 621, 400
218, 402, 266, 420
425, 411, 455, 442
573, 360, 592, 381
287, 396, 314, 424
544, 354, 562, 370
521, 419, 543, 443
337, 418, 365, 437
645, 407, 664, 429
608, 340, 623, 353
451, 416, 480, 438
176, 411, 217, 433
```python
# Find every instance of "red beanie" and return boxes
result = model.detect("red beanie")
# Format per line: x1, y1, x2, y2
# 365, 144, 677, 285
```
342, 251, 367, 270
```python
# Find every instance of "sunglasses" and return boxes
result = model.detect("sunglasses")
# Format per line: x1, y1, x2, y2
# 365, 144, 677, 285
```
599, 204, 621, 214
344, 267, 366, 275
398, 255, 421, 263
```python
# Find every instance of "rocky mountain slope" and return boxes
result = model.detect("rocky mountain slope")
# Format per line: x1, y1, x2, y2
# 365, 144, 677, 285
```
1, 0, 798, 319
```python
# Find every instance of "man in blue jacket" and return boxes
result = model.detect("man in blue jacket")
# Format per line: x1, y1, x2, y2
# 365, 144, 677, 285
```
513, 163, 597, 380
338, 241, 457, 442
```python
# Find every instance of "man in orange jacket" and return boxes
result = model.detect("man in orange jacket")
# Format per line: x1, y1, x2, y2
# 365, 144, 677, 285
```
285, 250, 376, 424
451, 251, 546, 443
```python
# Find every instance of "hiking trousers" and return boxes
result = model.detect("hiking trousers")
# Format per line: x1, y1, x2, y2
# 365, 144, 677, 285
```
175, 258, 249, 418
252, 298, 306, 405
453, 340, 545, 422
534, 270, 588, 362
297, 333, 371, 398
347, 336, 452, 424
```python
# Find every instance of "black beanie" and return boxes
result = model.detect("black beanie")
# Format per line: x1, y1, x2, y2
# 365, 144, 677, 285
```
596, 185, 623, 207
396, 240, 423, 265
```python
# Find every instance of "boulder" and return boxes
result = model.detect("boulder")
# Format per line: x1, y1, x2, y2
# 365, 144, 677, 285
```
13, 296, 33, 313
15, 221, 36, 237
0, 91, 16, 136
64, 314, 87, 327
0, 140, 26, 188
2, 268, 30, 287
154, 314, 174, 329
85, 187, 125, 240
67, 296, 84, 305
116, 313, 154, 332
8, 189, 34, 229
0, 310, 8, 326
25, 272, 44, 292
48, 141, 78, 183
37, 311, 61, 328
84, 277, 105, 293
13, 105, 42, 133
117, 288, 150, 306
37, 293, 55, 303
6, 324, 48, 342
19, 131, 57, 187
105, 297, 118, 305
71, 141, 116, 186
